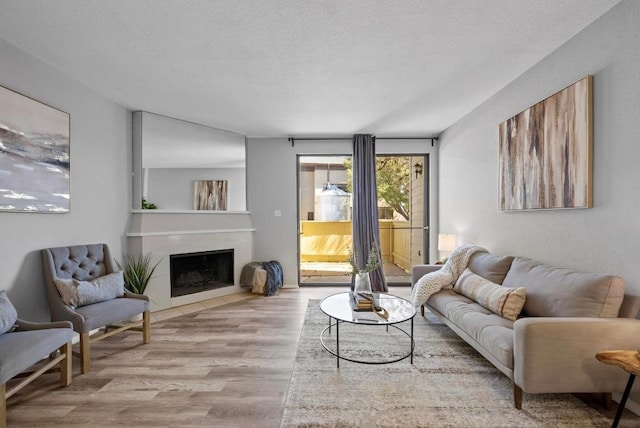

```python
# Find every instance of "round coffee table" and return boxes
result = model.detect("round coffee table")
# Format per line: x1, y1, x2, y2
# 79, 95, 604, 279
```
319, 292, 416, 367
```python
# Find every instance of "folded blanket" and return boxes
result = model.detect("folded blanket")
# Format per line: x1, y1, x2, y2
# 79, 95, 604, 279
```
411, 244, 487, 308
263, 261, 283, 297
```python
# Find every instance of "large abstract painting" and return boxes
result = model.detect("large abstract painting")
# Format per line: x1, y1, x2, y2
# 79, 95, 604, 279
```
498, 76, 593, 211
193, 180, 228, 210
0, 85, 70, 213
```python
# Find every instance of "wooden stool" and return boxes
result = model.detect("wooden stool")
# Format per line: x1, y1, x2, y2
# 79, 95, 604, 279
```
595, 350, 640, 428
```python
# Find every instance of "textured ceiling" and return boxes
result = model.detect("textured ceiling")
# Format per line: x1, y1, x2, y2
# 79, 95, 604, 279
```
0, 0, 621, 138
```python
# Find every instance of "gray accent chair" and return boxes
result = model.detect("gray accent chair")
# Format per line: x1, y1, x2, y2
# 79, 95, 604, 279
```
0, 318, 73, 428
41, 243, 150, 374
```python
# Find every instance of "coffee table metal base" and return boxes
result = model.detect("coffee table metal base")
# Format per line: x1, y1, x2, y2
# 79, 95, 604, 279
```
320, 316, 415, 367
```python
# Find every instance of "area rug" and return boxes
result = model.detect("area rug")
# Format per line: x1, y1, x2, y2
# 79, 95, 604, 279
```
280, 300, 616, 428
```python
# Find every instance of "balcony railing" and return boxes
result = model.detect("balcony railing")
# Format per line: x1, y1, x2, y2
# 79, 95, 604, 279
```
299, 220, 412, 272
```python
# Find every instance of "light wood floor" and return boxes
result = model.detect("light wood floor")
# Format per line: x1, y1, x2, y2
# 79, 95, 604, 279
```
4, 286, 630, 427
5, 286, 382, 427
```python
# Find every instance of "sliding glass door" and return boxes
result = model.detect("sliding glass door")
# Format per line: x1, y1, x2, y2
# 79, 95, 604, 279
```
297, 154, 428, 286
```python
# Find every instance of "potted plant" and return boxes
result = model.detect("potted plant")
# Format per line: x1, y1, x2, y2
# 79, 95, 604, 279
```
347, 242, 381, 295
348, 242, 381, 274
141, 197, 157, 209
116, 252, 161, 295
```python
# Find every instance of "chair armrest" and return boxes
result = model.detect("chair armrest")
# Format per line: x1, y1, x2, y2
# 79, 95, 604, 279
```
15, 318, 73, 331
513, 317, 640, 393
411, 264, 442, 286
48, 298, 86, 330
123, 290, 150, 302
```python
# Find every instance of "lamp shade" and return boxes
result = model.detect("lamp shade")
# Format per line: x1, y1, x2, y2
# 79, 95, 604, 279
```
437, 234, 457, 252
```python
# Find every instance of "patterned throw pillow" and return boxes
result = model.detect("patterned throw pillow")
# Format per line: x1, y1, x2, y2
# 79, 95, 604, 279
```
454, 268, 526, 321
0, 290, 18, 335
54, 271, 125, 308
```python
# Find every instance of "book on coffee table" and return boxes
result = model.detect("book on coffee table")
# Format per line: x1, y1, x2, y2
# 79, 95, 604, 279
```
349, 291, 374, 311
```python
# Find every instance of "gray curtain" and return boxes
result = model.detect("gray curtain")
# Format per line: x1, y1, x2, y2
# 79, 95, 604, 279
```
352, 134, 388, 292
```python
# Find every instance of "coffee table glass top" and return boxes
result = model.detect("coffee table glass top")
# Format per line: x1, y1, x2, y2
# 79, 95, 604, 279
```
319, 292, 416, 324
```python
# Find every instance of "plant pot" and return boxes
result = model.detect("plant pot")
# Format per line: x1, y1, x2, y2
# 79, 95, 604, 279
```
353, 271, 372, 295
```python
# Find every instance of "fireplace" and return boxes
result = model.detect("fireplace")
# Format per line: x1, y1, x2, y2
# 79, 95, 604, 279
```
170, 249, 234, 297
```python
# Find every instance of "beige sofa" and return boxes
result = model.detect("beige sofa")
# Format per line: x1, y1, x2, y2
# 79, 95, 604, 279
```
411, 252, 640, 409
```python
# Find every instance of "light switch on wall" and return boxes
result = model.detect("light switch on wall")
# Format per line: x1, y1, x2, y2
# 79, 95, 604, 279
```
274, 210, 282, 217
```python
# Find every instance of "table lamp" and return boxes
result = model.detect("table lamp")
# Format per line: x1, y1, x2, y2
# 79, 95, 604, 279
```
437, 234, 457, 263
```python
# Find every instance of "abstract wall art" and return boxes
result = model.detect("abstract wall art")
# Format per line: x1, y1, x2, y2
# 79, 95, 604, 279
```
0, 85, 70, 213
498, 76, 593, 211
193, 180, 228, 210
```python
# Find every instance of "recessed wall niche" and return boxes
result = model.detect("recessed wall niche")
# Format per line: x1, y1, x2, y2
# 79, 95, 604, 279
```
132, 111, 247, 211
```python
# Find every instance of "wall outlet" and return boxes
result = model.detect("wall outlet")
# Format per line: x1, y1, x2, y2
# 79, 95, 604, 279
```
274, 210, 282, 217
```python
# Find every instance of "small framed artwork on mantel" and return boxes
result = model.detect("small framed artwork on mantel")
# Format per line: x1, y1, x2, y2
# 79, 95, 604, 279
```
193, 180, 228, 210
498, 75, 593, 211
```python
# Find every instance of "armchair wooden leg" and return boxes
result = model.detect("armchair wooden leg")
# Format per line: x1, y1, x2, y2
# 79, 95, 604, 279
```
514, 384, 523, 410
1, 383, 6, 428
421, 305, 425, 316
60, 341, 72, 386
142, 310, 151, 344
80, 332, 90, 374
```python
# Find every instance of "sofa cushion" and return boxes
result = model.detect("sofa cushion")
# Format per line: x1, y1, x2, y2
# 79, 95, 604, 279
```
502, 257, 625, 318
54, 271, 125, 308
428, 289, 515, 369
0, 291, 18, 335
454, 269, 526, 321
468, 252, 515, 284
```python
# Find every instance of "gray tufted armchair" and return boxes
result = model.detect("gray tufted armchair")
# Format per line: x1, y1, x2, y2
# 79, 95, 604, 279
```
41, 243, 150, 374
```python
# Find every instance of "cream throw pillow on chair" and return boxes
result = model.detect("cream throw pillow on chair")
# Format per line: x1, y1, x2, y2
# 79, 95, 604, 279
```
54, 271, 125, 308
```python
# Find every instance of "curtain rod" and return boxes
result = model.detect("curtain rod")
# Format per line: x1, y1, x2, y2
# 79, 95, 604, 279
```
287, 136, 439, 147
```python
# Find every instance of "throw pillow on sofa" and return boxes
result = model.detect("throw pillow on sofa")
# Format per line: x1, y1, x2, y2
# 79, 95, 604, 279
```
54, 271, 125, 308
0, 290, 18, 335
467, 252, 514, 284
454, 268, 526, 321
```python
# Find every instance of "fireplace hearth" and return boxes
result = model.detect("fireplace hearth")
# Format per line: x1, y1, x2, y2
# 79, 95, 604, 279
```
170, 249, 234, 297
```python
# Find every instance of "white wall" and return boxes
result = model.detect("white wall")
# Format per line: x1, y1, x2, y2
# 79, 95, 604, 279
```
438, 0, 640, 295
0, 39, 131, 321
146, 167, 246, 211
247, 138, 438, 285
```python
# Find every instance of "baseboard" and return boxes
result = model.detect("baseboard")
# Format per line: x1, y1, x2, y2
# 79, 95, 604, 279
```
614, 393, 640, 416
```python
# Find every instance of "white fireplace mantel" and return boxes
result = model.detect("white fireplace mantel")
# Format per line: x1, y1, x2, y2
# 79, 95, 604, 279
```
127, 210, 255, 311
